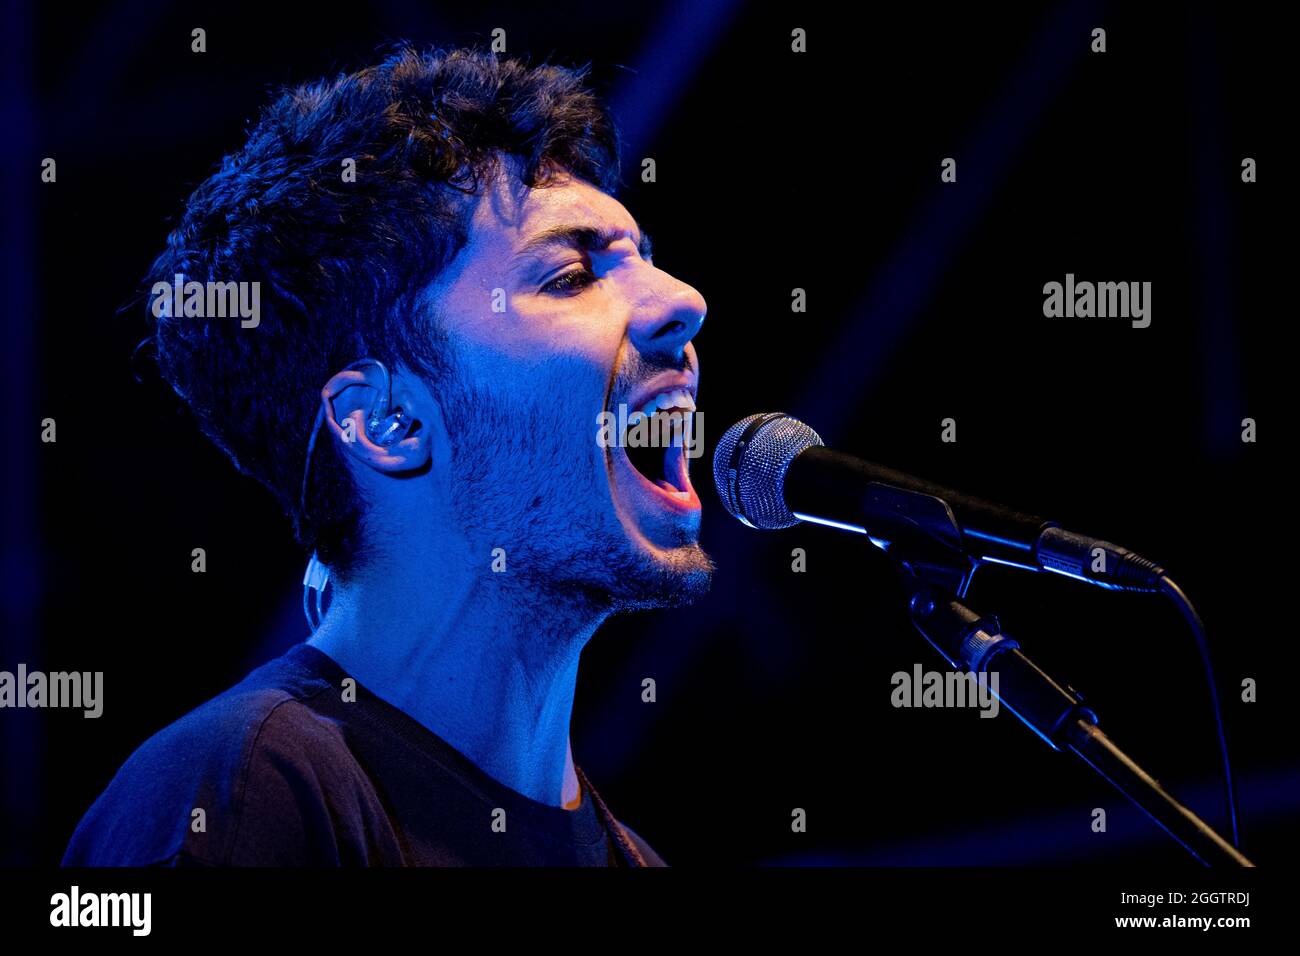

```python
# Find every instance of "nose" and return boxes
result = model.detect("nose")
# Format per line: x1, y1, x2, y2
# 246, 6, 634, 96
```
628, 267, 707, 362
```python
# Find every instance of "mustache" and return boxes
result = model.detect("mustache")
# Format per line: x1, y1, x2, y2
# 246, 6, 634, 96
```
609, 352, 696, 406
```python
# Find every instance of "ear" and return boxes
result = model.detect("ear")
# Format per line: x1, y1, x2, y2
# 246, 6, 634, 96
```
320, 362, 431, 475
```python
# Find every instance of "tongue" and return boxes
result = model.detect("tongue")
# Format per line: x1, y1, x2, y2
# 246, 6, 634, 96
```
623, 411, 691, 493
661, 442, 685, 494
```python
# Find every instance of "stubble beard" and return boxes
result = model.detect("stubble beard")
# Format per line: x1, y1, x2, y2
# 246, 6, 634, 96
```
436, 369, 714, 615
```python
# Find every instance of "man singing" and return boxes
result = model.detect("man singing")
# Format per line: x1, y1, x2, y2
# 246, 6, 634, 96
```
63, 45, 710, 866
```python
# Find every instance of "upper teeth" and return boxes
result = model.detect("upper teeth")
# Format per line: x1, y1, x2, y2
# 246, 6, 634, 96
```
640, 388, 695, 417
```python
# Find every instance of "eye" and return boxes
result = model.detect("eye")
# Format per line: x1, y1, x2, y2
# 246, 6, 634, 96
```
541, 267, 596, 296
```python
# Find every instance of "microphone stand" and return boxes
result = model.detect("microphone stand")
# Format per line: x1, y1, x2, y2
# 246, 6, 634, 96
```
891, 550, 1252, 866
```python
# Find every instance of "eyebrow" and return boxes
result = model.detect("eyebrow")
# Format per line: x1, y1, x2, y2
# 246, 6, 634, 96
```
512, 222, 654, 265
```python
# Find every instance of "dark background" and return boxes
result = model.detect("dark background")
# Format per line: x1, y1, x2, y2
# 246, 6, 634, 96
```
2, 0, 1291, 866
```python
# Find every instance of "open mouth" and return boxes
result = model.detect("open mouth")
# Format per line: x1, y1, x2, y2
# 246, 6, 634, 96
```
618, 386, 701, 511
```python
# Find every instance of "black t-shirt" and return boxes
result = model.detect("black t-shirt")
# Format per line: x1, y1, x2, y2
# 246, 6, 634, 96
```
62, 644, 665, 866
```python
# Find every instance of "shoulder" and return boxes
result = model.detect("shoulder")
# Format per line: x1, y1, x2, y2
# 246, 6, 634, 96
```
63, 649, 362, 866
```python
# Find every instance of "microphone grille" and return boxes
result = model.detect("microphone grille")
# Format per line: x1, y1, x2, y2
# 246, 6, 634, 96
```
713, 413, 823, 529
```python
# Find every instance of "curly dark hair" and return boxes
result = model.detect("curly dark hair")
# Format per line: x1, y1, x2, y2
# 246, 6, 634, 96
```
146, 45, 622, 579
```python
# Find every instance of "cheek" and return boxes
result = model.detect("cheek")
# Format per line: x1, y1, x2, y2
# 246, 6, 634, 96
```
453, 302, 622, 378
443, 287, 629, 443
481, 322, 626, 413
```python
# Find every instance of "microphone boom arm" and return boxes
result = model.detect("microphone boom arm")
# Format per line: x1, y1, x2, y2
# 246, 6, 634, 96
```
903, 569, 1252, 866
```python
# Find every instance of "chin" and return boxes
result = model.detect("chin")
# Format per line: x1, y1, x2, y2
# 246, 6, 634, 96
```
604, 540, 716, 612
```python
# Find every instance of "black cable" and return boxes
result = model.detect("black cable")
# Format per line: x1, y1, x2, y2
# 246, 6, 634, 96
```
302, 582, 313, 632
1158, 573, 1240, 848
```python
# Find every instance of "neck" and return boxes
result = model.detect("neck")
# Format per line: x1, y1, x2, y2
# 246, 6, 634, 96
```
307, 541, 608, 808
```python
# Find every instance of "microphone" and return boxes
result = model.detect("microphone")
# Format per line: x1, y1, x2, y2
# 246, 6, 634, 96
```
713, 412, 1167, 591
